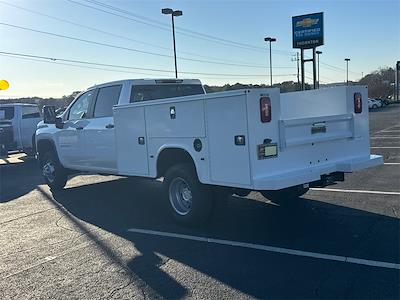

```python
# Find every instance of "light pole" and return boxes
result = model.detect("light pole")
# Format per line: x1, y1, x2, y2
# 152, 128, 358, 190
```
162, 8, 182, 78
316, 50, 322, 88
345, 58, 350, 85
264, 37, 276, 86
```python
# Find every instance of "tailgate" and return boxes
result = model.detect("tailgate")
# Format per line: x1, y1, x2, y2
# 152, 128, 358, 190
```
279, 113, 355, 149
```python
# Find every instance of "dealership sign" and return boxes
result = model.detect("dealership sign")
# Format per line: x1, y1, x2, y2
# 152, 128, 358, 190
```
292, 12, 324, 49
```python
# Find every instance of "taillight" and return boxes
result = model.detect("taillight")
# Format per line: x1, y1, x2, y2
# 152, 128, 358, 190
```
354, 92, 362, 114
260, 96, 271, 123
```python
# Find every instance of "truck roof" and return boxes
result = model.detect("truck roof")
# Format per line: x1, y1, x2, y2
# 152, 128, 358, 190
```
0, 103, 38, 107
88, 79, 202, 90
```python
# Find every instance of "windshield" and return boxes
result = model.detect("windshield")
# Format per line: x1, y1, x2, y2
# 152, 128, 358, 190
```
0, 107, 15, 120
130, 84, 205, 102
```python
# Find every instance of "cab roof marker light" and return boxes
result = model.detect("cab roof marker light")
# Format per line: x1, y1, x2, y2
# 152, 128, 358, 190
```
155, 79, 184, 84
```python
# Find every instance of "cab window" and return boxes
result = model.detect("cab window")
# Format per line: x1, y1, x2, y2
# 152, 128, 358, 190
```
0, 107, 14, 120
93, 85, 122, 118
22, 106, 40, 119
68, 90, 94, 120
130, 84, 204, 102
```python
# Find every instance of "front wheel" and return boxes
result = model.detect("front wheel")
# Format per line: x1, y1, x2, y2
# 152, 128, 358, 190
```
164, 163, 212, 226
261, 185, 309, 205
372, 104, 378, 109
41, 151, 68, 190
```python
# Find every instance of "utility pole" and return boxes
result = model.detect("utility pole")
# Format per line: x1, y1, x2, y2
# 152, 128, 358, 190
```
312, 48, 317, 89
396, 61, 400, 101
301, 49, 305, 91
297, 52, 300, 87
291, 53, 300, 89
316, 50, 322, 88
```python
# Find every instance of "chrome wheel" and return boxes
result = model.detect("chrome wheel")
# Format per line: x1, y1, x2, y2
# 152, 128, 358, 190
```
169, 177, 193, 216
42, 160, 56, 183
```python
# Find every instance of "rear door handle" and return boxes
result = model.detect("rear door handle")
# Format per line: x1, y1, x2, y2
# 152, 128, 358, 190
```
76, 126, 84, 130
105, 124, 114, 129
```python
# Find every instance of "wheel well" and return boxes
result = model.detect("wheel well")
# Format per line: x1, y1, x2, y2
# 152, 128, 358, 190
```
37, 139, 56, 165
157, 148, 196, 177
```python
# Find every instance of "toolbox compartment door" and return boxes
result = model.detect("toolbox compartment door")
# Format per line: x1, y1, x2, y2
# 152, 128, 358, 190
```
114, 106, 149, 176
205, 93, 251, 187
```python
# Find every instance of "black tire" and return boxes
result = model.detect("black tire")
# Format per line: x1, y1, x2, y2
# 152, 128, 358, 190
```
164, 163, 212, 226
372, 104, 378, 109
261, 185, 308, 205
41, 151, 68, 191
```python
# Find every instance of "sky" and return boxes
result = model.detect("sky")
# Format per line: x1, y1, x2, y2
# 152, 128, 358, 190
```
0, 0, 399, 98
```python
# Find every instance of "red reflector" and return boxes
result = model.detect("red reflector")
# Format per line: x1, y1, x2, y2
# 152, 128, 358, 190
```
354, 92, 362, 114
260, 96, 271, 123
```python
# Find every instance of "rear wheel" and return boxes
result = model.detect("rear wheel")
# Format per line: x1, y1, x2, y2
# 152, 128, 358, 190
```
164, 163, 212, 226
41, 151, 68, 190
261, 185, 308, 205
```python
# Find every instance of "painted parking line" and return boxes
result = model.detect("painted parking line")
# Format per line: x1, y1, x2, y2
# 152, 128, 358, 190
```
310, 188, 400, 196
370, 136, 400, 139
127, 228, 400, 270
374, 124, 400, 135
384, 163, 400, 165
371, 147, 400, 149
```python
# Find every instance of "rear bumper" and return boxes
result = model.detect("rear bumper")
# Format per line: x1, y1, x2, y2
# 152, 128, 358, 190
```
253, 155, 383, 190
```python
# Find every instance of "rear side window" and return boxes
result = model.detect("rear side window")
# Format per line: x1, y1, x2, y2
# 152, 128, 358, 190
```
94, 85, 122, 117
22, 106, 40, 119
0, 107, 15, 120
130, 84, 204, 102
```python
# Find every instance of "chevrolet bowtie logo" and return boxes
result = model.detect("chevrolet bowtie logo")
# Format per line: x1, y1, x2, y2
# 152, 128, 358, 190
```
296, 18, 319, 28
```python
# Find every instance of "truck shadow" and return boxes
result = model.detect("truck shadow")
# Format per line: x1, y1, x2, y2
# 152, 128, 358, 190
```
39, 177, 399, 299
0, 158, 44, 203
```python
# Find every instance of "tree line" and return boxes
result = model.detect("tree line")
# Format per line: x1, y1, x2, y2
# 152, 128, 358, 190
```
0, 67, 396, 109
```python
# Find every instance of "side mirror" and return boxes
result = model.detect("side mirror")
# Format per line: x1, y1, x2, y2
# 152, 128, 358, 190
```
55, 117, 64, 129
43, 106, 56, 124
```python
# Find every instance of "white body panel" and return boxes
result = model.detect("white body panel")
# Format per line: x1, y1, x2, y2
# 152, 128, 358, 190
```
0, 104, 41, 152
36, 79, 383, 191
112, 84, 382, 190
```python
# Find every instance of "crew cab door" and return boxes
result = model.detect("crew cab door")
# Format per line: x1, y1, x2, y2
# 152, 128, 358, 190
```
83, 84, 122, 172
57, 90, 95, 168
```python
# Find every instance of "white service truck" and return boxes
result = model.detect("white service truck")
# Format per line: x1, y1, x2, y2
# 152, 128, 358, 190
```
36, 79, 382, 225
0, 103, 42, 156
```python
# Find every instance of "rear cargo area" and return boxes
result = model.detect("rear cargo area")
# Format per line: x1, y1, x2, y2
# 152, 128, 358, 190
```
247, 85, 382, 190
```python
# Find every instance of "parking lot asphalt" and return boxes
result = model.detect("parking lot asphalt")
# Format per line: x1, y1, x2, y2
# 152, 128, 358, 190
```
0, 104, 399, 299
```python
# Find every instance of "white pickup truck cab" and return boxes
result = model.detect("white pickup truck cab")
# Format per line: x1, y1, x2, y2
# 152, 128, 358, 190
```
0, 103, 41, 155
36, 79, 382, 225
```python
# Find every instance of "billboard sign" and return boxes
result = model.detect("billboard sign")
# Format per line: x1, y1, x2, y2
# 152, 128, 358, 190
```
292, 12, 324, 49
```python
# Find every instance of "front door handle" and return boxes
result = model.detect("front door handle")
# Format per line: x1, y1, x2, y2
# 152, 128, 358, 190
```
105, 124, 114, 129
76, 126, 84, 130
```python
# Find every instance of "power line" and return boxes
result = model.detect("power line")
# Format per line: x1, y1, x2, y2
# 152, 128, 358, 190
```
1, 0, 286, 67
0, 22, 295, 70
0, 1, 168, 52
0, 53, 166, 77
68, 0, 294, 56
0, 51, 297, 77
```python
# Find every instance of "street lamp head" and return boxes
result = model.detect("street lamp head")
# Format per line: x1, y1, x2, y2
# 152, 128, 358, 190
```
173, 10, 183, 17
162, 8, 173, 14
345, 58, 350, 61
264, 37, 276, 42
316, 51, 322, 55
